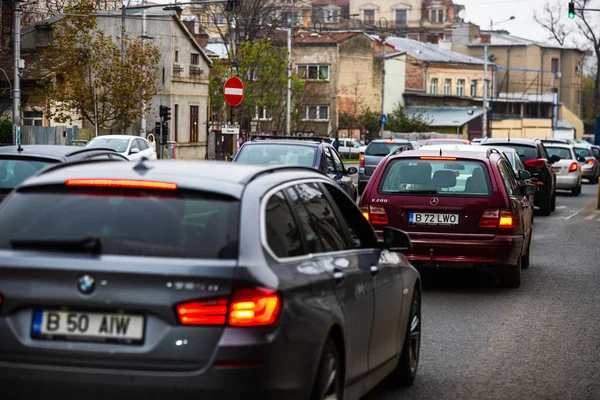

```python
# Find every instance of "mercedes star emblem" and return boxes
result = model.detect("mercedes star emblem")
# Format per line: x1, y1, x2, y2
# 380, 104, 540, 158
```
429, 197, 440, 206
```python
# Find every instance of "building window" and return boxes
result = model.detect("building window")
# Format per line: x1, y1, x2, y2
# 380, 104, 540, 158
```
190, 105, 199, 142
395, 9, 407, 27
470, 80, 477, 97
551, 58, 559, 73
430, 78, 438, 94
364, 9, 375, 25
214, 13, 224, 25
302, 105, 329, 121
457, 79, 465, 96
444, 79, 451, 95
175, 50, 179, 63
254, 106, 273, 120
297, 64, 329, 80
174, 104, 179, 142
191, 53, 200, 65
23, 110, 43, 126
575, 62, 581, 75
430, 8, 444, 23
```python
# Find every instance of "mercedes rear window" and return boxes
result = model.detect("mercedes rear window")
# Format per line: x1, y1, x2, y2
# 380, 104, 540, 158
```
235, 144, 317, 166
365, 142, 412, 156
0, 190, 239, 259
546, 147, 573, 160
0, 159, 56, 189
379, 158, 492, 196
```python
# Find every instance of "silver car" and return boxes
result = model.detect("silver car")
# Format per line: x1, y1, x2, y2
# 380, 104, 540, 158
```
573, 145, 600, 184
544, 143, 582, 195
0, 160, 421, 399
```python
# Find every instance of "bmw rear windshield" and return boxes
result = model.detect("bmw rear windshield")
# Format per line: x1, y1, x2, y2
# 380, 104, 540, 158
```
379, 158, 492, 196
365, 141, 413, 156
0, 189, 239, 259
236, 143, 317, 166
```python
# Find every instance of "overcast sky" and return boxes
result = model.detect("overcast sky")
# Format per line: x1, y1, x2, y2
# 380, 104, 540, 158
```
460, 0, 561, 44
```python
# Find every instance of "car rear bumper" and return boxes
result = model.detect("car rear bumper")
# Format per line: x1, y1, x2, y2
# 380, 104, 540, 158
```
0, 325, 320, 399
556, 174, 579, 189
581, 168, 596, 179
376, 232, 524, 267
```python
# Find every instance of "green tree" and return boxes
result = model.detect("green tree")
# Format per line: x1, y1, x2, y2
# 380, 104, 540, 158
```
581, 74, 596, 125
38, 0, 161, 132
0, 116, 11, 144
386, 103, 431, 133
210, 39, 307, 131
358, 107, 381, 141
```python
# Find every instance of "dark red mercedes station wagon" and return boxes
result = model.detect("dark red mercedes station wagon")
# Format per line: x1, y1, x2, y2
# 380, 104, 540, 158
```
359, 148, 537, 288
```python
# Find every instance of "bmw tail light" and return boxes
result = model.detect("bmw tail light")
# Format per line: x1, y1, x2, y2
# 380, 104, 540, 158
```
569, 162, 578, 172
359, 154, 365, 167
524, 159, 546, 168
479, 208, 500, 229
361, 204, 389, 225
229, 288, 281, 326
177, 298, 228, 325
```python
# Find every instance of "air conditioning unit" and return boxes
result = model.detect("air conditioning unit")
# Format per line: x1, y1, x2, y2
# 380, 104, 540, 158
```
556, 72, 562, 78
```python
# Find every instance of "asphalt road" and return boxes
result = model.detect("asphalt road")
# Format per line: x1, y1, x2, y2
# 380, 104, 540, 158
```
364, 183, 600, 400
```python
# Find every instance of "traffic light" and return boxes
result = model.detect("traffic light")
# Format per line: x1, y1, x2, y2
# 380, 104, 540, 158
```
159, 105, 171, 121
568, 1, 575, 19
161, 122, 168, 145
155, 121, 160, 137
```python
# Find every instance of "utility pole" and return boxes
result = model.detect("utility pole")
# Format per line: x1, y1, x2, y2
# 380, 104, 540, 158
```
482, 44, 488, 138
380, 35, 387, 137
285, 26, 291, 135
140, 0, 147, 138
12, 0, 21, 142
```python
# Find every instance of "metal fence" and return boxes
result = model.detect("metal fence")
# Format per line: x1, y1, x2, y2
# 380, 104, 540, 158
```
18, 126, 79, 145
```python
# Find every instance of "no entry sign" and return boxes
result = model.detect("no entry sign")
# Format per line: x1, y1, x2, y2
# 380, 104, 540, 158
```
223, 77, 244, 107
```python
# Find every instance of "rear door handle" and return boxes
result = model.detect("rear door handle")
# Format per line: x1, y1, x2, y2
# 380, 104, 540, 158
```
333, 269, 345, 285
370, 265, 379, 276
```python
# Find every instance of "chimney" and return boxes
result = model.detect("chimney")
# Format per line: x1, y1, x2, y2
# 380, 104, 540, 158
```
480, 34, 491, 44
438, 40, 452, 51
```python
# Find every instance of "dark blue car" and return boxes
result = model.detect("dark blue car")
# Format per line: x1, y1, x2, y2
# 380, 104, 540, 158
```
233, 136, 359, 200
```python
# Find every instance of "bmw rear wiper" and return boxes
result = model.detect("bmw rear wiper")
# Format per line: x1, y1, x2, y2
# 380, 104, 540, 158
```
10, 236, 102, 255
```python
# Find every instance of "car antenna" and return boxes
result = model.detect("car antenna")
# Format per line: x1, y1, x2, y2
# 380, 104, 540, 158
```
133, 157, 152, 175
439, 149, 443, 156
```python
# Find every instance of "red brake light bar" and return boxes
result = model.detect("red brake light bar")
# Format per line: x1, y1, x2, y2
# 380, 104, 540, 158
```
420, 156, 457, 161
65, 179, 178, 190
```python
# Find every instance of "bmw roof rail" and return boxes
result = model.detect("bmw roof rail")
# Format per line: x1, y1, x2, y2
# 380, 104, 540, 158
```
390, 144, 412, 156
242, 165, 327, 184
486, 147, 501, 158
64, 147, 117, 157
249, 135, 331, 143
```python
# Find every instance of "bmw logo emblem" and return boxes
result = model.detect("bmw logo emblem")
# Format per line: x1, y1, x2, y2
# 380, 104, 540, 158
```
78, 274, 95, 294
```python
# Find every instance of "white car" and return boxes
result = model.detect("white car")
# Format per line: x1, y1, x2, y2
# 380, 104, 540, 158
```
544, 143, 582, 195
333, 138, 365, 157
85, 135, 157, 161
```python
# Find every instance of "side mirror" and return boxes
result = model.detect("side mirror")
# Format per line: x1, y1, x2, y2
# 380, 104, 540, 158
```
549, 154, 561, 163
524, 184, 538, 195
379, 227, 412, 252
518, 170, 531, 180
577, 156, 586, 162
347, 166, 358, 175
228, 155, 234, 162
129, 148, 140, 155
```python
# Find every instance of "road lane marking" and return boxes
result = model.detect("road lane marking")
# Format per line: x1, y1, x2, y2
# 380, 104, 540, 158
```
585, 214, 596, 220
555, 206, 567, 210
565, 212, 579, 220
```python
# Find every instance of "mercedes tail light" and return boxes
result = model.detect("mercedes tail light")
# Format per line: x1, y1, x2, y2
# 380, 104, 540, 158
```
569, 162, 578, 172
177, 288, 281, 327
479, 208, 514, 229
524, 159, 546, 168
360, 204, 389, 225
359, 154, 365, 167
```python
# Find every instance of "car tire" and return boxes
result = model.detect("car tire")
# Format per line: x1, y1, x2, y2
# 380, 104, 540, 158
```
550, 191, 556, 212
358, 182, 366, 196
538, 195, 552, 216
387, 290, 421, 387
310, 337, 343, 400
499, 257, 522, 288
521, 235, 531, 269
571, 184, 581, 196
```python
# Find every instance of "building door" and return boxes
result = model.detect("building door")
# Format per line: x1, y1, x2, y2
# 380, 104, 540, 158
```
190, 105, 199, 142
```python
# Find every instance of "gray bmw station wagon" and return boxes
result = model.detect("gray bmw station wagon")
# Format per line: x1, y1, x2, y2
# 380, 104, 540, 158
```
0, 160, 421, 400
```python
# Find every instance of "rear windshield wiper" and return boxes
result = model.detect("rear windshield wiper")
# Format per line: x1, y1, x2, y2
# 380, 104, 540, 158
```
11, 236, 102, 255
